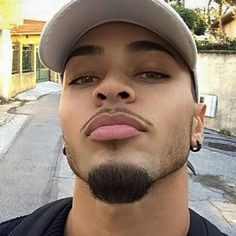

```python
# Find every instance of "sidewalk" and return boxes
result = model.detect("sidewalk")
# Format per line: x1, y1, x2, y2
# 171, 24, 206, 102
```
0, 82, 61, 159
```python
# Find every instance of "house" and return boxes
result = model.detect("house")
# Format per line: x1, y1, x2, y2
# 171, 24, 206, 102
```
0, 19, 57, 99
212, 7, 236, 38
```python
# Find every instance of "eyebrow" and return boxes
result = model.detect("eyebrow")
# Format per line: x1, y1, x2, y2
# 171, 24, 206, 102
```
67, 40, 176, 62
126, 40, 176, 60
67, 45, 104, 61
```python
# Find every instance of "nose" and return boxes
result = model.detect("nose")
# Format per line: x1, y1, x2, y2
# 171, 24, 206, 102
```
92, 74, 136, 106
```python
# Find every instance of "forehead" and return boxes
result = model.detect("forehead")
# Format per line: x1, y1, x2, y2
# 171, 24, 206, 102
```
71, 22, 179, 57
64, 22, 190, 77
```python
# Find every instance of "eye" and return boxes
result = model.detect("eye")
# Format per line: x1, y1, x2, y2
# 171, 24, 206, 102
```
70, 75, 99, 85
135, 71, 170, 82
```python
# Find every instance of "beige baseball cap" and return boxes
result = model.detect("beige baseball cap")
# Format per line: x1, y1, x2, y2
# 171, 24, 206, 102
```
39, 0, 198, 100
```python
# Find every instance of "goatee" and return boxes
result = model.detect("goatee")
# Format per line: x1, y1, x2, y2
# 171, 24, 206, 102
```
88, 164, 154, 204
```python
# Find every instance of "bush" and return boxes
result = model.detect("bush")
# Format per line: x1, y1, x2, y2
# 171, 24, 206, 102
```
196, 38, 236, 50
171, 4, 207, 35
0, 96, 10, 105
219, 129, 232, 137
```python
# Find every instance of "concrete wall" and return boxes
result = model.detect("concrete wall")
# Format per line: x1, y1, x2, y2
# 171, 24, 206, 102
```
197, 51, 236, 135
50, 72, 59, 83
7, 43, 36, 98
10, 72, 36, 97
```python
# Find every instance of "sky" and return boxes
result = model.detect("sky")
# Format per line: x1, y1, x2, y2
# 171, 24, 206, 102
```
21, 0, 209, 21
21, 0, 70, 20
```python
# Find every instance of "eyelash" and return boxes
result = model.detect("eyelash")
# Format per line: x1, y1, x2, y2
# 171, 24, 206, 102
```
135, 71, 170, 82
69, 75, 99, 85
69, 71, 170, 85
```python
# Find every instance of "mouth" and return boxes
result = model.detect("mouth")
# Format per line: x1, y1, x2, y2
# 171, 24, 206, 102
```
85, 113, 148, 141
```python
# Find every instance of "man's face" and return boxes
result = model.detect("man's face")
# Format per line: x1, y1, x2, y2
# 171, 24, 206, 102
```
60, 23, 197, 203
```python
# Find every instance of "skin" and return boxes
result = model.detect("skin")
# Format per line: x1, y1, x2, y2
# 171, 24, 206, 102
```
60, 23, 206, 236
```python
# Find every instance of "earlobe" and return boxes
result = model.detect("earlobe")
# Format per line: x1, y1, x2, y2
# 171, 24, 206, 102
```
191, 104, 206, 148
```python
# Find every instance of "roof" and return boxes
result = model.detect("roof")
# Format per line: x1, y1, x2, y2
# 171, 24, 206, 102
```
11, 19, 46, 34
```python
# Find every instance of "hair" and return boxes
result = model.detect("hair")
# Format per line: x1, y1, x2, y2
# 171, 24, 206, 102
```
87, 163, 153, 204
190, 71, 197, 102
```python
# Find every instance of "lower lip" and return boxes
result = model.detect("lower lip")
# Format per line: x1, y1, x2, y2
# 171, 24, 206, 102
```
88, 125, 141, 141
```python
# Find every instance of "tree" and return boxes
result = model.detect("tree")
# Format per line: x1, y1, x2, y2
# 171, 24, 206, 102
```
207, 0, 236, 40
165, 0, 184, 6
171, 4, 208, 35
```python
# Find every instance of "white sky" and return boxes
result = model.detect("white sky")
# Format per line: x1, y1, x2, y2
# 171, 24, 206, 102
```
21, 0, 209, 21
21, 0, 70, 20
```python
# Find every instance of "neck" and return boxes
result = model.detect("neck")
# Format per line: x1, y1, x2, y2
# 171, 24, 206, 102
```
65, 165, 190, 236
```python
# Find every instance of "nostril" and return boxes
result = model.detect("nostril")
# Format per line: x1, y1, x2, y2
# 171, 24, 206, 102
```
119, 91, 129, 99
97, 93, 107, 100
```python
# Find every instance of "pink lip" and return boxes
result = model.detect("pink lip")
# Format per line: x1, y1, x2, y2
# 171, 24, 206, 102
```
85, 114, 147, 141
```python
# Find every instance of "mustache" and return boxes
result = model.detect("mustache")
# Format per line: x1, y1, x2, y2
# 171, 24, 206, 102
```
80, 107, 154, 133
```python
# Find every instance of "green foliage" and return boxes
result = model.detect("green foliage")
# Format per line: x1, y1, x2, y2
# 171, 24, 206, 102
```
214, 0, 236, 6
171, 4, 208, 35
208, 0, 236, 39
0, 96, 10, 105
219, 129, 232, 137
196, 37, 236, 50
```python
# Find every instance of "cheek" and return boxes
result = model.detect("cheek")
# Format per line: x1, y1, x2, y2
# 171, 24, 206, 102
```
59, 91, 92, 139
141, 87, 194, 140
146, 78, 193, 115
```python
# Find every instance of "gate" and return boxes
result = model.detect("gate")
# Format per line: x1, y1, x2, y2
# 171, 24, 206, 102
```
36, 51, 50, 82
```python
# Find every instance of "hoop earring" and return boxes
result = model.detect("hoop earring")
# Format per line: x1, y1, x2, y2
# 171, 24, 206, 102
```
190, 140, 201, 152
63, 146, 66, 156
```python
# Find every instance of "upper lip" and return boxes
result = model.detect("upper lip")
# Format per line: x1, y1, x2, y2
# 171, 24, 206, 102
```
85, 113, 148, 136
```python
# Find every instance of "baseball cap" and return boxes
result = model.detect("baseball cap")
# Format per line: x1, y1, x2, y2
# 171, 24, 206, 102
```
39, 0, 198, 100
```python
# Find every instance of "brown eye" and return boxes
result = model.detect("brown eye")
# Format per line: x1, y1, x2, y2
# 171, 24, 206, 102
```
136, 71, 170, 81
70, 75, 99, 85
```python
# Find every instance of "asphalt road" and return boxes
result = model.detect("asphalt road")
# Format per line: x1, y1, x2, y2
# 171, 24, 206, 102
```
0, 94, 62, 222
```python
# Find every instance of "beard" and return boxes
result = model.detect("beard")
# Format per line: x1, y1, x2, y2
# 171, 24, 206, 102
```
63, 119, 191, 204
87, 163, 153, 204
65, 142, 189, 205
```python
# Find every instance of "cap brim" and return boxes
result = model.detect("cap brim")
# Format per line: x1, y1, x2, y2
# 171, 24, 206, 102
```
39, 0, 197, 74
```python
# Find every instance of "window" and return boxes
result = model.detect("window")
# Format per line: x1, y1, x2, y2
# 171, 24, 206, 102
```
12, 44, 20, 74
22, 45, 33, 72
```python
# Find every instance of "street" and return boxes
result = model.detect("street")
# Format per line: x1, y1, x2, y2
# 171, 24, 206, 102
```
0, 82, 235, 235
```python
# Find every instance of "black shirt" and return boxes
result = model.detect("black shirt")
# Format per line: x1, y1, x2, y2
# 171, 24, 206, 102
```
0, 198, 228, 236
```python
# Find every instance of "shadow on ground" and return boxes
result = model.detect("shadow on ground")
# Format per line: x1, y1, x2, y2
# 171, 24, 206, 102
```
191, 174, 236, 204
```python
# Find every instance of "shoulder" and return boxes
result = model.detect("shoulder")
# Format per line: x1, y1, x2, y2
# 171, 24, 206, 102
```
0, 198, 72, 236
0, 216, 27, 236
188, 208, 228, 236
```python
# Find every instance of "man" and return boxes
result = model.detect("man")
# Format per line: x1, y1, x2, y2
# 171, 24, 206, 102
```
0, 0, 227, 235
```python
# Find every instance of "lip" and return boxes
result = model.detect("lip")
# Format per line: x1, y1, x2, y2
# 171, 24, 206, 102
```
85, 113, 148, 140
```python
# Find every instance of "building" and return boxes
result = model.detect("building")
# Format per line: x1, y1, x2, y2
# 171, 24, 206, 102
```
212, 7, 236, 38
0, 0, 22, 99
0, 19, 57, 99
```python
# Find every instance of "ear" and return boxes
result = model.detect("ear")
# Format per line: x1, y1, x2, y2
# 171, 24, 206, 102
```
191, 103, 206, 147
